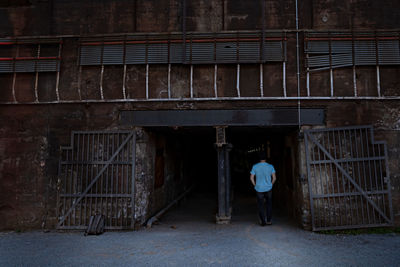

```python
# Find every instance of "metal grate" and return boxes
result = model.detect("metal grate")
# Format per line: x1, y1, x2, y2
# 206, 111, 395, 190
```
57, 131, 136, 230
305, 32, 400, 71
304, 126, 393, 231
79, 31, 285, 66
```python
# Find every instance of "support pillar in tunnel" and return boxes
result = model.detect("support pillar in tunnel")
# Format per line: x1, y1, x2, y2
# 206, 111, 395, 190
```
215, 126, 232, 224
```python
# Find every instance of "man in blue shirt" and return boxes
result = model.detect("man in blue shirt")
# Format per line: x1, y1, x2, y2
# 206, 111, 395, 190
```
250, 151, 277, 226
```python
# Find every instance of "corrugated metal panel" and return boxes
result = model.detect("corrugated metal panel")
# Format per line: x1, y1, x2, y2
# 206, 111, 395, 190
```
169, 43, 183, 64
216, 42, 237, 63
80, 46, 102, 65
103, 45, 124, 65
191, 42, 214, 63
238, 42, 259, 62
15, 60, 35, 72
0, 61, 14, 73
378, 40, 400, 65
36, 59, 60, 72
354, 40, 376, 65
125, 44, 146, 64
147, 43, 168, 64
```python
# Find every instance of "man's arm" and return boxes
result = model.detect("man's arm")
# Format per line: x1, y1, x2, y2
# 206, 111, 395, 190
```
250, 174, 256, 186
271, 172, 277, 185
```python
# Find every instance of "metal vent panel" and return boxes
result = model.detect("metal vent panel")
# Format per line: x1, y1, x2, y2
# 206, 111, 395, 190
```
216, 42, 237, 63
191, 42, 214, 63
238, 42, 259, 62
0, 61, 14, 73
147, 43, 169, 64
125, 44, 146, 64
103, 45, 124, 65
80, 46, 102, 65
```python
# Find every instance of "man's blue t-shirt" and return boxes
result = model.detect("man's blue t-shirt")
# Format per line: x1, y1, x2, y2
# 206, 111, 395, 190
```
250, 162, 276, 192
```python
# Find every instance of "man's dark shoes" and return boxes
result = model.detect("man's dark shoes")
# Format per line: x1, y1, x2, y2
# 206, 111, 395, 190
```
260, 221, 267, 226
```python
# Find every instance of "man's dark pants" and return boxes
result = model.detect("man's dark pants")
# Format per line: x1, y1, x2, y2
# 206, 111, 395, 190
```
256, 190, 272, 223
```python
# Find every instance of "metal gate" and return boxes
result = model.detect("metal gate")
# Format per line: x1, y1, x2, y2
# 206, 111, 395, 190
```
57, 131, 136, 230
304, 126, 393, 231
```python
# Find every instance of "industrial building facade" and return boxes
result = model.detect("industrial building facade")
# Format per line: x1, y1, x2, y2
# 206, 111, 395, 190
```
0, 0, 399, 231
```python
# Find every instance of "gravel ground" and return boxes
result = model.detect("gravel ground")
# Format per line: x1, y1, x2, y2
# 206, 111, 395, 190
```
1, 193, 399, 267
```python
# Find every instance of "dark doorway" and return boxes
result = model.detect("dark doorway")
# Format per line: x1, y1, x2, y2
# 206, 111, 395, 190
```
227, 126, 299, 223
147, 126, 300, 226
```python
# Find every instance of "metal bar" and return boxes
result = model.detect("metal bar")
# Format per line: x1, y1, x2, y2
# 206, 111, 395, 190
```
305, 132, 317, 230
370, 131, 381, 223
352, 32, 357, 97
214, 64, 218, 98
90, 134, 95, 219
122, 38, 127, 99
122, 65, 127, 99
76, 134, 82, 226
100, 65, 104, 100
376, 66, 381, 97
305, 33, 310, 97
61, 160, 132, 165
310, 156, 386, 164
307, 132, 391, 223
55, 42, 62, 102
190, 65, 193, 98
68, 137, 74, 227
354, 128, 366, 224
105, 133, 110, 227
377, 144, 387, 222
349, 129, 360, 224
116, 134, 120, 227
110, 134, 115, 227
77, 66, 82, 100
168, 64, 171, 98
327, 33, 334, 97
359, 128, 371, 224
57, 132, 134, 227
34, 44, 41, 102
384, 135, 394, 224
131, 132, 136, 229
313, 190, 389, 198
312, 223, 393, 232
343, 130, 354, 225
100, 39, 104, 100
332, 130, 343, 226
375, 34, 381, 97
364, 128, 376, 224
283, 61, 287, 97
146, 64, 149, 99
259, 64, 263, 97
146, 185, 195, 228
236, 64, 240, 97
3, 96, 400, 105
337, 130, 348, 225
317, 132, 325, 227
327, 131, 338, 226
84, 134, 89, 225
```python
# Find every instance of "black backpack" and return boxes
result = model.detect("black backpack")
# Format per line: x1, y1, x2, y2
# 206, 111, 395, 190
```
85, 214, 105, 236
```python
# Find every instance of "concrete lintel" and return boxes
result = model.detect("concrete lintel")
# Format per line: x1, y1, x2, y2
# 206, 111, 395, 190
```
120, 108, 325, 127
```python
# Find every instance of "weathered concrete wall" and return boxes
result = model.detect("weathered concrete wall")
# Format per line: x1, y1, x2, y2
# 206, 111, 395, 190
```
1, 100, 399, 230
1, 0, 400, 37
0, 0, 400, 230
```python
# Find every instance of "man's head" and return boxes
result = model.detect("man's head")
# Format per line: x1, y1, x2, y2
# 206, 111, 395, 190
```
258, 151, 267, 161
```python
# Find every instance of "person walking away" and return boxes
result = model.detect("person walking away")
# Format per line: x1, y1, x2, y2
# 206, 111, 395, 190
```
250, 151, 276, 226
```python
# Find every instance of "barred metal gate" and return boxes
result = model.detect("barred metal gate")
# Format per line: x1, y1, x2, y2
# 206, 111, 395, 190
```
304, 126, 393, 231
57, 131, 136, 230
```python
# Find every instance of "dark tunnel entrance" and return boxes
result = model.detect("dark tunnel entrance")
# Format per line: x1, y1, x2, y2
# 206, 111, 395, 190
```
146, 126, 301, 226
